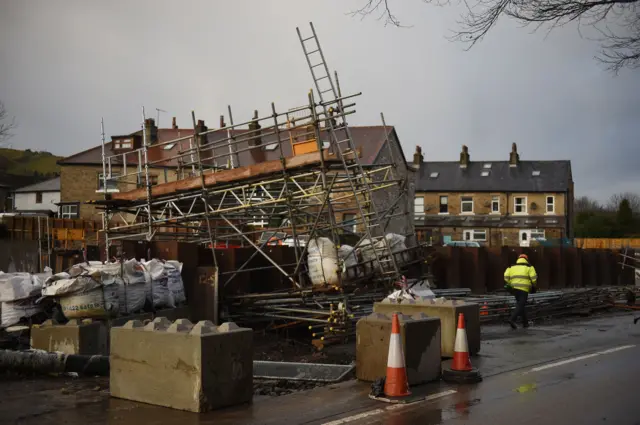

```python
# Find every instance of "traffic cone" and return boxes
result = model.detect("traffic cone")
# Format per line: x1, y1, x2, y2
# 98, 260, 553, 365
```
443, 313, 482, 383
451, 313, 473, 371
383, 313, 411, 397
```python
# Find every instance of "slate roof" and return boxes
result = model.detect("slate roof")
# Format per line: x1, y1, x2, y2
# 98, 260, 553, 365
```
415, 160, 572, 193
14, 177, 61, 193
58, 126, 402, 168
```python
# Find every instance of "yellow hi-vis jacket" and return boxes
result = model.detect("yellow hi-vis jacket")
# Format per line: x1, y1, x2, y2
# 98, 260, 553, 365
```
504, 258, 538, 293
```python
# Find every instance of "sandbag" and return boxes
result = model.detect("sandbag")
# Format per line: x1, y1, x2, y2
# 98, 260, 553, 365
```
165, 261, 186, 305
58, 286, 119, 319
120, 259, 148, 314
1, 298, 42, 328
377, 233, 409, 264
142, 259, 175, 309
307, 237, 339, 287
0, 273, 41, 302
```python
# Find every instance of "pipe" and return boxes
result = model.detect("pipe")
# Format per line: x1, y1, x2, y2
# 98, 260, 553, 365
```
0, 350, 109, 376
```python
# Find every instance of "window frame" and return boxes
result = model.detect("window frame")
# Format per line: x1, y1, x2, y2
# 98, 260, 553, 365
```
460, 196, 474, 214
35, 192, 43, 204
114, 139, 132, 150
414, 196, 425, 218
439, 195, 449, 214
514, 196, 528, 215
96, 172, 121, 193
491, 196, 500, 214
342, 213, 357, 233
545, 195, 555, 214
59, 204, 79, 219
463, 229, 487, 242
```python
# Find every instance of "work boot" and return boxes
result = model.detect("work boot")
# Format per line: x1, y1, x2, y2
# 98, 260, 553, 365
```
507, 320, 517, 330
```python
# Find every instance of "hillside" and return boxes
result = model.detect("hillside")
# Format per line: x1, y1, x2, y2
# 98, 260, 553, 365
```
0, 148, 62, 177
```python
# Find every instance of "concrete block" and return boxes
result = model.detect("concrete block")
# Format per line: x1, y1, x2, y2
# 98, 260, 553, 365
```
30, 319, 108, 355
108, 312, 154, 328
110, 319, 253, 412
356, 312, 441, 385
373, 298, 480, 357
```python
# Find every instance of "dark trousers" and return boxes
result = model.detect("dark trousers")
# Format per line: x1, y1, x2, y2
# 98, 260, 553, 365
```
510, 289, 529, 325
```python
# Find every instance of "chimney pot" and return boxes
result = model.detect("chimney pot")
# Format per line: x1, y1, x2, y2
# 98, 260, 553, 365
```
172, 117, 177, 129
219, 115, 226, 128
459, 145, 470, 168
197, 119, 205, 127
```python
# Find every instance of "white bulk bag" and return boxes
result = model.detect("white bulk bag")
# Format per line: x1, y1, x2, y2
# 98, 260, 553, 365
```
307, 237, 339, 287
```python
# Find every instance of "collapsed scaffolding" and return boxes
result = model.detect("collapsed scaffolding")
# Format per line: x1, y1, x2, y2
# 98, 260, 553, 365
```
96, 23, 426, 341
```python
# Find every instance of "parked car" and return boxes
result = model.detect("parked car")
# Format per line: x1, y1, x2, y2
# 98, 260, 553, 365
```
444, 241, 481, 247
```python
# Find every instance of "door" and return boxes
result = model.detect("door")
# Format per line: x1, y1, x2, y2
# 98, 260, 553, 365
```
463, 230, 472, 241
519, 230, 531, 247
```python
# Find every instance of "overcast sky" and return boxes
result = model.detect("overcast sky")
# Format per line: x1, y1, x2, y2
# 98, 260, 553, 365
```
1, 0, 639, 201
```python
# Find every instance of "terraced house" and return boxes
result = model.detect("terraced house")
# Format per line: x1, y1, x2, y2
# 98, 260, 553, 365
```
412, 144, 574, 247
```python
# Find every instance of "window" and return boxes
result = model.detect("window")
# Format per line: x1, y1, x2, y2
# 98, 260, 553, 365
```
491, 196, 500, 214
114, 139, 132, 150
342, 213, 357, 232
532, 170, 541, 177
531, 229, 545, 240
481, 171, 490, 177
463, 229, 487, 241
60, 204, 78, 219
35, 192, 42, 204
439, 196, 448, 214
483, 163, 492, 169
97, 173, 121, 192
430, 172, 439, 178
264, 143, 278, 151
461, 196, 473, 214
414, 196, 425, 217
514, 196, 527, 214
546, 196, 555, 214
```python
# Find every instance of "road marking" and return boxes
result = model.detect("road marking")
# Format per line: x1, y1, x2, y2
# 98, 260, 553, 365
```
321, 390, 457, 424
529, 345, 636, 373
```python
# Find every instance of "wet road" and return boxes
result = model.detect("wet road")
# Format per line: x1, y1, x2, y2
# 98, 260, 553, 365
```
2, 313, 639, 425
326, 343, 640, 425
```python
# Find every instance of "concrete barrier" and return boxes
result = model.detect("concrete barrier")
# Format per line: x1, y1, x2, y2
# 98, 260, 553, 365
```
356, 312, 441, 384
373, 298, 480, 358
110, 318, 253, 412
30, 319, 108, 355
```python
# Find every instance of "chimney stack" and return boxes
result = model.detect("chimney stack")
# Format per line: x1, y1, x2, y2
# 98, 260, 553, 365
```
144, 118, 158, 146
220, 115, 226, 128
459, 145, 470, 168
195, 119, 208, 146
248, 110, 265, 163
171, 117, 177, 129
413, 145, 423, 168
509, 143, 520, 167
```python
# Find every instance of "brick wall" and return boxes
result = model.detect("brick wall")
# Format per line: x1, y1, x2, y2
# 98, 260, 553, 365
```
60, 165, 179, 220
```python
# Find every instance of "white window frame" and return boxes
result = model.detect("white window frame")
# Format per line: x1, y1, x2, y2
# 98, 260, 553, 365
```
463, 229, 487, 241
545, 195, 555, 214
114, 139, 132, 150
491, 196, 500, 214
60, 204, 78, 219
439, 195, 449, 215
460, 196, 474, 214
531, 229, 545, 240
96, 172, 121, 193
414, 196, 425, 218
514, 196, 527, 215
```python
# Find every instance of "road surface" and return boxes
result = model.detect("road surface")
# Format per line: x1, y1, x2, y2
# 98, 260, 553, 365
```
319, 343, 640, 425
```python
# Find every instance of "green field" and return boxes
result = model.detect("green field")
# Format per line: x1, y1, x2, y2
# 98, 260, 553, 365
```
0, 148, 62, 176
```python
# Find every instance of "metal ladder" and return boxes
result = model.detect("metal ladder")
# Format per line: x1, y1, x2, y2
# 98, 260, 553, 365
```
296, 22, 401, 283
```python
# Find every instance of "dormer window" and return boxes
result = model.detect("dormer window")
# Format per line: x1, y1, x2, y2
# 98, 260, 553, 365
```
114, 138, 133, 150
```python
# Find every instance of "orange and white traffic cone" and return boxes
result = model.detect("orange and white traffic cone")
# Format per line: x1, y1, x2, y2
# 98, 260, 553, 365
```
443, 313, 482, 383
383, 313, 411, 397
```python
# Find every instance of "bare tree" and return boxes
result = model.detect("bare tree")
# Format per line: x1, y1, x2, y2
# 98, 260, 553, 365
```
352, 0, 640, 72
607, 192, 640, 212
0, 101, 17, 144
574, 195, 603, 213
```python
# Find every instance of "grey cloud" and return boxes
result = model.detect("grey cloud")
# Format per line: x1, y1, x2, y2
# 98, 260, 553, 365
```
1, 0, 639, 202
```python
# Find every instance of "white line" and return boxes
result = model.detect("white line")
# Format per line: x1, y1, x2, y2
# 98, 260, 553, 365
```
530, 345, 635, 373
321, 390, 457, 425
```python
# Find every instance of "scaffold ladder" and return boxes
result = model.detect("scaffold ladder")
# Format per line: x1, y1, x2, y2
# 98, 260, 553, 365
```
297, 22, 400, 282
